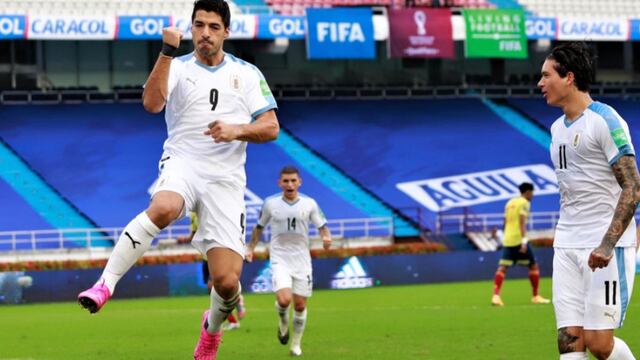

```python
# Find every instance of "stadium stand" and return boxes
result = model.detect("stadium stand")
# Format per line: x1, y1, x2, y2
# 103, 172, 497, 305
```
0, 138, 98, 232
517, 0, 640, 17
268, 0, 495, 15
0, 0, 245, 16
0, 178, 52, 231
277, 98, 560, 229
0, 0, 499, 17
507, 97, 640, 145
0, 103, 369, 231
273, 130, 418, 236
505, 98, 560, 130
0, 104, 165, 229
247, 140, 370, 221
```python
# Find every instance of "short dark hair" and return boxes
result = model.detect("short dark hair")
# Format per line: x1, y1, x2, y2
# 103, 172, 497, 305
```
280, 166, 300, 176
546, 42, 595, 92
192, 0, 230, 29
518, 182, 534, 194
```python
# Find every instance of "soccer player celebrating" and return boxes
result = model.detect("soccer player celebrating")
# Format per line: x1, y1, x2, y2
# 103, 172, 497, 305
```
491, 182, 551, 306
77, 0, 279, 358
540, 42, 637, 360
246, 166, 332, 357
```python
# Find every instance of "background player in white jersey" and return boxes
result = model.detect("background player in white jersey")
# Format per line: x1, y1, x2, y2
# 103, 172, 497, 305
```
540, 42, 638, 360
77, 0, 279, 358
246, 166, 332, 356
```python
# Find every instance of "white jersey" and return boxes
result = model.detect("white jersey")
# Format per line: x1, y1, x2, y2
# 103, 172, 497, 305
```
162, 52, 277, 187
550, 101, 636, 248
258, 193, 327, 272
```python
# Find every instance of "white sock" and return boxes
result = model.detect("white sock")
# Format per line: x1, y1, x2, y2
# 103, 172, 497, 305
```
292, 308, 307, 346
608, 337, 635, 360
100, 212, 160, 294
207, 285, 241, 334
276, 301, 290, 335
560, 352, 588, 359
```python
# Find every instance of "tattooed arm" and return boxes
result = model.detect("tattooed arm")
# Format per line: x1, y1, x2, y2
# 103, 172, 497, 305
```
588, 155, 640, 271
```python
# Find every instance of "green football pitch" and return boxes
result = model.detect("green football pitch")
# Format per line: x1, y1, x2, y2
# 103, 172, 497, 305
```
1, 277, 638, 359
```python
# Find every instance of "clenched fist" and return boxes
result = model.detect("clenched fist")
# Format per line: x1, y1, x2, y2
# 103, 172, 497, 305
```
588, 245, 614, 271
204, 120, 241, 143
162, 27, 183, 48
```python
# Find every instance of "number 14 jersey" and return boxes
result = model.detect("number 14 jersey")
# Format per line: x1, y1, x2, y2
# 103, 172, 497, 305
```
258, 194, 327, 273
550, 101, 635, 248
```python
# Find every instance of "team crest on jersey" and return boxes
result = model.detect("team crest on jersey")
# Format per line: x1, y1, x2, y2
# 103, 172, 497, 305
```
230, 74, 242, 91
572, 132, 581, 148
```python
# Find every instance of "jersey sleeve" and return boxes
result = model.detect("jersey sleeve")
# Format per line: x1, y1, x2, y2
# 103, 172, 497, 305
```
593, 105, 635, 165
310, 200, 327, 228
257, 201, 271, 227
244, 67, 278, 119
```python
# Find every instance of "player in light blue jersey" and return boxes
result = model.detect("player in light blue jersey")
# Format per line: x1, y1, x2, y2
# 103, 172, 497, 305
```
78, 1, 279, 358
540, 42, 638, 360
246, 166, 332, 357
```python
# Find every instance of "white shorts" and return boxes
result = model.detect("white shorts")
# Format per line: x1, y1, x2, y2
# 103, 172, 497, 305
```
553, 247, 636, 330
152, 155, 246, 258
272, 264, 313, 298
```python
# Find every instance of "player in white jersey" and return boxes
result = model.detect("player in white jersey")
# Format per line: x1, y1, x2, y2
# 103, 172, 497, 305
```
77, 1, 279, 358
246, 166, 332, 357
540, 42, 638, 360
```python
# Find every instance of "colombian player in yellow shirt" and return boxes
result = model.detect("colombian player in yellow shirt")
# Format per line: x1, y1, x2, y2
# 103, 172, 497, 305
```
491, 182, 551, 306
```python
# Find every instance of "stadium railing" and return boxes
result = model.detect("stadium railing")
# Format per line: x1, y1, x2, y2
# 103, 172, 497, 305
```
0, 216, 394, 253
436, 211, 560, 234
3, 83, 640, 105
438, 211, 640, 235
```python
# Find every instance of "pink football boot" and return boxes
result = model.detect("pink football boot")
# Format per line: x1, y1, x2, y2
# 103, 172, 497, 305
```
193, 310, 223, 360
77, 280, 112, 314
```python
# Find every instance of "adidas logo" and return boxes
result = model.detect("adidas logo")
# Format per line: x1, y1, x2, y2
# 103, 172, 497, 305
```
331, 256, 374, 289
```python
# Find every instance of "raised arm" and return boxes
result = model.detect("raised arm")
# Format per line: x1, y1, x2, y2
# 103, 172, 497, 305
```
142, 27, 182, 113
589, 155, 640, 270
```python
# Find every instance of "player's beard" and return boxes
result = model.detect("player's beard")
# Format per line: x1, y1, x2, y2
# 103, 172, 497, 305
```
197, 41, 220, 61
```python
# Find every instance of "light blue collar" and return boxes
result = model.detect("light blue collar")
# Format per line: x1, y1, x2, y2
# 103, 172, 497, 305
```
194, 53, 227, 73
563, 112, 585, 128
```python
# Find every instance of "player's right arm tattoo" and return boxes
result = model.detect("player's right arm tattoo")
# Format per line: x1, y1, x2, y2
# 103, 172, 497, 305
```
557, 328, 580, 354
601, 155, 640, 251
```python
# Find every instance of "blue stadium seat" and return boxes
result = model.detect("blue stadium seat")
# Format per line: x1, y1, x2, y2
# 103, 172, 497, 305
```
0, 178, 51, 232
278, 98, 560, 227
0, 104, 366, 232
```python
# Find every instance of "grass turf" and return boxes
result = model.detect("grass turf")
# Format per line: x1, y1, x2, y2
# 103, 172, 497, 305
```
0, 277, 638, 359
